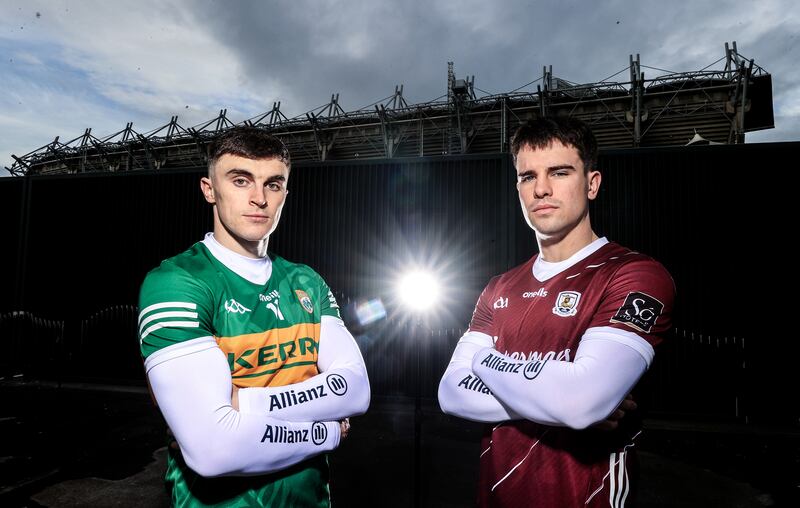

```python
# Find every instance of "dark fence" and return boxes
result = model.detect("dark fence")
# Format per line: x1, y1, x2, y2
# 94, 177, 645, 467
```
1, 143, 789, 423
0, 311, 64, 381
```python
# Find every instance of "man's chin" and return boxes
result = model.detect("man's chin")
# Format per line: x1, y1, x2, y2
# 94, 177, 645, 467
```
241, 226, 273, 242
532, 227, 564, 242
530, 222, 554, 237
247, 234, 271, 245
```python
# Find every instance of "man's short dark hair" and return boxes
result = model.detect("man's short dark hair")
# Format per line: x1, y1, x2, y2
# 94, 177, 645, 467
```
510, 117, 598, 172
207, 126, 291, 173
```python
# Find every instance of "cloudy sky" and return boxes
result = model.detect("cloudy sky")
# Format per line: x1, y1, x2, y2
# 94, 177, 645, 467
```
1, 0, 798, 175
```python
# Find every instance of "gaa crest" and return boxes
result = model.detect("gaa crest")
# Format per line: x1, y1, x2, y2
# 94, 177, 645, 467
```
552, 291, 581, 317
295, 290, 314, 313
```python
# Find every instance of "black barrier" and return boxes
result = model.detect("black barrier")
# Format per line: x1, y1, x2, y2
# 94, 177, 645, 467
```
0, 144, 789, 423
0, 311, 64, 381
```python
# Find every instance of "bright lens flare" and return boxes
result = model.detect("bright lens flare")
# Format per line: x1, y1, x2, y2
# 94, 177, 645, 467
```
397, 271, 440, 311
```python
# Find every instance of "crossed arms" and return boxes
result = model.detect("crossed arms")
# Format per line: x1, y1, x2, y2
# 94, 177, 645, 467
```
437, 326, 651, 429
146, 315, 370, 477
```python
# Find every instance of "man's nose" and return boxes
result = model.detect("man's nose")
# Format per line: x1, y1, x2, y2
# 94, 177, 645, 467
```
250, 187, 267, 207
533, 176, 551, 199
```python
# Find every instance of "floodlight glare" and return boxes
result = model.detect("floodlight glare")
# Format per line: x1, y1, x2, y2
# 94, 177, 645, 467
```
397, 270, 440, 312
354, 298, 387, 327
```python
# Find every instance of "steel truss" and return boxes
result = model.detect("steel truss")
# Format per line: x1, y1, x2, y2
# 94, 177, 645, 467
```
8, 42, 772, 176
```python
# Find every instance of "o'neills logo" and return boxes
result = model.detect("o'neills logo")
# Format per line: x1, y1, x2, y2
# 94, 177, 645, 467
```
480, 353, 524, 373
269, 385, 327, 411
261, 424, 310, 444
522, 288, 548, 298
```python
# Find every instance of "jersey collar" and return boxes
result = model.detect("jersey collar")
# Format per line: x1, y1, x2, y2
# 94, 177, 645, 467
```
202, 232, 273, 285
532, 237, 609, 282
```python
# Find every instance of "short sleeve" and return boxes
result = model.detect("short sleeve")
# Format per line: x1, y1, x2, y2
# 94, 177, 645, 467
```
138, 264, 215, 359
317, 274, 342, 320
589, 258, 676, 348
467, 276, 500, 336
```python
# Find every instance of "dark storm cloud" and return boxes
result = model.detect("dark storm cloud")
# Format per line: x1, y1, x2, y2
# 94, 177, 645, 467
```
189, 0, 602, 113
191, 0, 654, 111
188, 0, 780, 115
190, 1, 447, 113
2, 0, 797, 173
189, 0, 798, 141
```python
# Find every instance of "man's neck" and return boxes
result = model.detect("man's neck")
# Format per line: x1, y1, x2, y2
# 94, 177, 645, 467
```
536, 222, 598, 262
219, 237, 269, 259
213, 231, 269, 259
203, 233, 273, 285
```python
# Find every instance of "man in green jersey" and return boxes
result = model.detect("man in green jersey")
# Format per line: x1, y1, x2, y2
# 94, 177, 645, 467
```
139, 127, 370, 507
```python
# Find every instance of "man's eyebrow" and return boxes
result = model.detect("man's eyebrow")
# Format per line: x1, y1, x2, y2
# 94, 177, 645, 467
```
517, 164, 576, 177
225, 168, 254, 178
224, 170, 285, 183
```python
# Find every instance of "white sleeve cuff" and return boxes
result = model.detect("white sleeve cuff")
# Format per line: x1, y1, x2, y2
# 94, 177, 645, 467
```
144, 336, 217, 372
581, 326, 655, 367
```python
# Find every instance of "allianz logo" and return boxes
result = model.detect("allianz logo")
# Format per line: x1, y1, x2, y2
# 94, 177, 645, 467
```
522, 288, 548, 298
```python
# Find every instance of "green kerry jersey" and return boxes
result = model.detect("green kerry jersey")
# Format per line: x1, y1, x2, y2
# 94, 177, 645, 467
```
138, 240, 341, 507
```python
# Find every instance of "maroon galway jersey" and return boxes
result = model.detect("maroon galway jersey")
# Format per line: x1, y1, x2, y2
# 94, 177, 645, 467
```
470, 240, 675, 507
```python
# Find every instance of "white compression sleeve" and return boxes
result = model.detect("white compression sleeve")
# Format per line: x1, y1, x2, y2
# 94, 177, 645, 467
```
237, 316, 370, 420
146, 337, 340, 478
437, 331, 522, 423
471, 327, 652, 429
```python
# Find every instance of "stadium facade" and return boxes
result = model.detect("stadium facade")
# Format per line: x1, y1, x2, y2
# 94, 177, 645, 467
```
7, 42, 773, 176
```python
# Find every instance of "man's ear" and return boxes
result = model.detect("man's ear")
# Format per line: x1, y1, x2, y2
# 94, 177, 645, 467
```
587, 170, 601, 200
200, 177, 215, 204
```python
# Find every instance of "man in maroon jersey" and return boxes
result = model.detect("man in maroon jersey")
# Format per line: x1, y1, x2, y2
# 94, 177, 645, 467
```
438, 117, 675, 507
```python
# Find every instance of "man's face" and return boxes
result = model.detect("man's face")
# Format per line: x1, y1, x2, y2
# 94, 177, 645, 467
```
515, 141, 600, 242
200, 154, 289, 257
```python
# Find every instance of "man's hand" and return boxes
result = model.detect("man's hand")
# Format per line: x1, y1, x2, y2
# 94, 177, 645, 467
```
591, 394, 637, 431
231, 384, 240, 411
339, 418, 350, 440
167, 426, 180, 451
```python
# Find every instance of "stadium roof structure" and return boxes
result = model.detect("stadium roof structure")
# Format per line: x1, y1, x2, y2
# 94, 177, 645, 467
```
8, 41, 774, 176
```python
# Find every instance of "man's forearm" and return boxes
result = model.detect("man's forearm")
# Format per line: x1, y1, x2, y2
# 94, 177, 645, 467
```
437, 331, 521, 423
438, 366, 521, 422
146, 338, 340, 478
237, 365, 369, 420
472, 327, 650, 429
238, 316, 370, 420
